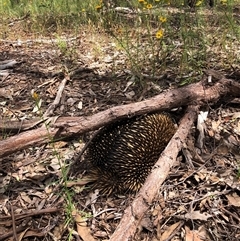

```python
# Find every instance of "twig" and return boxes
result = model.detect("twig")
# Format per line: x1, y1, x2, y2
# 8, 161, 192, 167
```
0, 226, 26, 241
0, 207, 59, 221
43, 75, 70, 117
10, 203, 18, 241
0, 60, 17, 70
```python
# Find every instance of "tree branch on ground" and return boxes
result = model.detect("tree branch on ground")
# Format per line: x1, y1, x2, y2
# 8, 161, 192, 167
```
110, 105, 198, 240
0, 76, 240, 159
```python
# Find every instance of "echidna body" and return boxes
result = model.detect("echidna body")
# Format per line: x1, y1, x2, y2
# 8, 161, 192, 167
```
85, 113, 176, 195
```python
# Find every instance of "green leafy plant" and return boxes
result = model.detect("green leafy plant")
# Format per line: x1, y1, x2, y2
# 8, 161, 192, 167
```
31, 91, 87, 236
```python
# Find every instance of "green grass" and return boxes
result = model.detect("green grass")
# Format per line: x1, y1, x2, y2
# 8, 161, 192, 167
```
1, 0, 239, 99
1, 0, 239, 81
31, 92, 88, 237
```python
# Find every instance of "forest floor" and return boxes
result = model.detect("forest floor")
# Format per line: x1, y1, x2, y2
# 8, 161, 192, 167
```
0, 7, 240, 241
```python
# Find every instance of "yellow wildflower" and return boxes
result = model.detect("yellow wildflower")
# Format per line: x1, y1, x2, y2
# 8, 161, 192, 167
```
138, 0, 144, 2
117, 27, 123, 34
143, 1, 148, 5
159, 16, 167, 23
32, 92, 39, 101
156, 29, 163, 39
196, 0, 202, 6
146, 3, 153, 9
95, 5, 102, 10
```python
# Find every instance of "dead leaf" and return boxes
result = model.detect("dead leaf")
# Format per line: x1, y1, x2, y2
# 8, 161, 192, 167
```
159, 221, 182, 241
85, 189, 99, 208
73, 211, 96, 241
123, 80, 134, 92
216, 144, 230, 155
152, 203, 161, 216
93, 231, 108, 238
185, 226, 204, 241
226, 192, 240, 207
184, 210, 212, 221
20, 192, 32, 204
211, 120, 221, 132
53, 141, 68, 148
197, 225, 211, 240
19, 228, 47, 240
125, 90, 135, 99
53, 223, 66, 239
230, 112, 240, 119
49, 158, 62, 171
0, 87, 13, 100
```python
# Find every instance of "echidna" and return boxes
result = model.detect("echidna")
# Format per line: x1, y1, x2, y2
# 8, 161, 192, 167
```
85, 113, 176, 195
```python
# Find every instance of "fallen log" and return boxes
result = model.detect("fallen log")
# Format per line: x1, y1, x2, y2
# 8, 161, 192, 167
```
0, 77, 240, 158
109, 105, 198, 240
